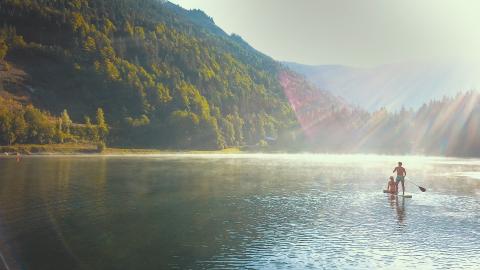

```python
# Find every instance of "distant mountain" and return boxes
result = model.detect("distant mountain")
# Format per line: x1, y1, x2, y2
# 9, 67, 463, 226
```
285, 61, 480, 111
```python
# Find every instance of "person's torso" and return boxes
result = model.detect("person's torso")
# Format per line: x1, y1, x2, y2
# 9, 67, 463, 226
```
388, 181, 396, 190
396, 167, 405, 176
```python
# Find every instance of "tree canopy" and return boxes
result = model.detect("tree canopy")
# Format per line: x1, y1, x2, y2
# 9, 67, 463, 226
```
0, 0, 304, 149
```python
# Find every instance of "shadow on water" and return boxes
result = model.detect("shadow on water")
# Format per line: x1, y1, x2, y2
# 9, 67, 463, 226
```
388, 195, 406, 225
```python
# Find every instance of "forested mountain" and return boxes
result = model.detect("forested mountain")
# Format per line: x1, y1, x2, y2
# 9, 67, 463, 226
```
1, 1, 479, 157
0, 0, 344, 149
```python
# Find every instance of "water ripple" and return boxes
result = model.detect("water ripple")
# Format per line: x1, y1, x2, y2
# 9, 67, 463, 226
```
0, 155, 478, 269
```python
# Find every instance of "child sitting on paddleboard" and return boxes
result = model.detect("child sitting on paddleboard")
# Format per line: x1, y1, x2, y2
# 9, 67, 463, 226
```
386, 176, 396, 194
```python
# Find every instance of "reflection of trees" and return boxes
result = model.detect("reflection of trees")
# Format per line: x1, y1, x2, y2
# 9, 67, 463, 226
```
0, 157, 28, 211
53, 157, 72, 214
0, 157, 31, 270
0, 157, 111, 269
92, 157, 108, 219
60, 157, 109, 268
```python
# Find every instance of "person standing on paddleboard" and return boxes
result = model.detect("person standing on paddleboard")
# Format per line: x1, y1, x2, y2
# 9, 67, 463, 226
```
393, 162, 406, 195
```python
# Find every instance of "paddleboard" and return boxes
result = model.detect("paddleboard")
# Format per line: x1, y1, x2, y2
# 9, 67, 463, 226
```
383, 190, 412, 198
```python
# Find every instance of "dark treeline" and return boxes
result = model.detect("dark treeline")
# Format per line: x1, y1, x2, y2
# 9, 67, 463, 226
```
299, 91, 480, 157
0, 0, 314, 149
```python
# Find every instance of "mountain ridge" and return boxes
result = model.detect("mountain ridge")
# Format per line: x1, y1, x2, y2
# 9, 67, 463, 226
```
0, 0, 346, 150
285, 61, 480, 111
2, 1, 480, 157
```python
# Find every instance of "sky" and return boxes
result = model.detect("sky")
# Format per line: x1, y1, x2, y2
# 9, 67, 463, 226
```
169, 0, 480, 67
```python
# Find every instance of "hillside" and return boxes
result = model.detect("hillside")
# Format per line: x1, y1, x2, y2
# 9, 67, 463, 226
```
0, 0, 346, 150
317, 91, 480, 157
2, 1, 480, 157
285, 61, 480, 111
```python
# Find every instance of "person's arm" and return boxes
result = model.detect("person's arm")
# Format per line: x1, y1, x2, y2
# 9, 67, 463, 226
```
404, 168, 406, 176
393, 167, 397, 173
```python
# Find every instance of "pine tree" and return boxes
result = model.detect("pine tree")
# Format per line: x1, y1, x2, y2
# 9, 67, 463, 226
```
61, 109, 72, 134
0, 38, 7, 60
96, 108, 109, 143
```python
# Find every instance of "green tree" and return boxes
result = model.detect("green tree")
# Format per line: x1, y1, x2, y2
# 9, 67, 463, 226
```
220, 117, 235, 146
0, 38, 8, 60
61, 109, 72, 134
83, 36, 96, 53
168, 110, 199, 148
12, 113, 27, 144
0, 108, 14, 145
198, 116, 224, 149
84, 116, 97, 142
56, 119, 65, 143
24, 105, 55, 144
227, 112, 245, 145
96, 108, 109, 142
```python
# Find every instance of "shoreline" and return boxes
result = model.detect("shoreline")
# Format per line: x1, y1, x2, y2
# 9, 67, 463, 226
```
2, 144, 480, 160
0, 144, 244, 156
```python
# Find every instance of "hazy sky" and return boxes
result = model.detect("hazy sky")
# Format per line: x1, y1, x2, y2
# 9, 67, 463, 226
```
169, 0, 480, 67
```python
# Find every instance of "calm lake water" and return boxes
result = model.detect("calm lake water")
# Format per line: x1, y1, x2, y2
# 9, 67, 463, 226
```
0, 154, 479, 270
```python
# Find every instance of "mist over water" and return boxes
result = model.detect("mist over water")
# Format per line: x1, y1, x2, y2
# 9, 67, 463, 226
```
0, 154, 479, 269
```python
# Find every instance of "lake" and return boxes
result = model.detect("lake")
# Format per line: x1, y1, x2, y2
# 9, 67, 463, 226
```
0, 154, 479, 269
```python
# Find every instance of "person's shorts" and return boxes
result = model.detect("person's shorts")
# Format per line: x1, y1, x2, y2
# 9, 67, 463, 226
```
396, 176, 405, 183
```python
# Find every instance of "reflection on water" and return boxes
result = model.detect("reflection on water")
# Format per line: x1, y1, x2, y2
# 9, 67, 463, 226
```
0, 154, 479, 269
388, 195, 406, 225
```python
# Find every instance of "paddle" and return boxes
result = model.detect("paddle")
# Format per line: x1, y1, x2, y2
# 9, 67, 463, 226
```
405, 178, 427, 192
